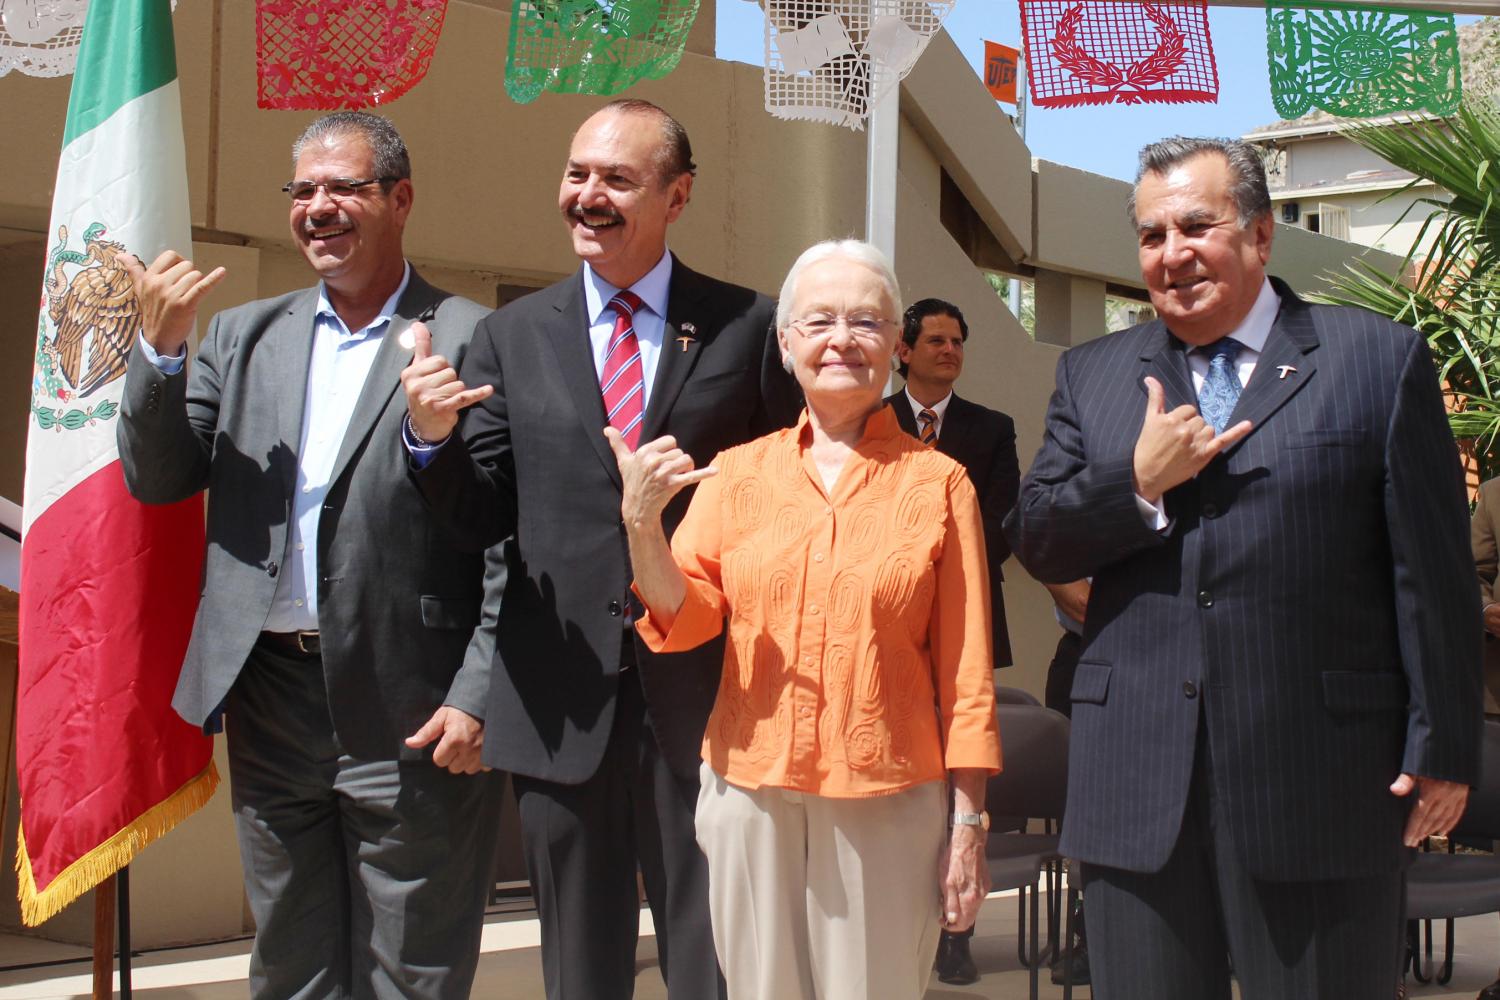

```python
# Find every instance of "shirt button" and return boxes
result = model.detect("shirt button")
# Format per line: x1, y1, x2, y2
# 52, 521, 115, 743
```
294, 598, 304, 607
814, 553, 825, 563
1197, 590, 1214, 608
808, 604, 820, 615
1202, 502, 1219, 519
800, 706, 814, 718
296, 543, 305, 551
824, 506, 832, 515
1183, 681, 1198, 699
302, 485, 313, 494
804, 658, 814, 667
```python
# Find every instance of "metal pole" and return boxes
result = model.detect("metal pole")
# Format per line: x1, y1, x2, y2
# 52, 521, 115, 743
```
864, 64, 899, 261
118, 867, 132, 999
1009, 48, 1028, 322
864, 3, 900, 394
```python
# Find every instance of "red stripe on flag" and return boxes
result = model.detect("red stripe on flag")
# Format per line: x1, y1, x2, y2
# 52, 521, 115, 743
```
18, 459, 209, 894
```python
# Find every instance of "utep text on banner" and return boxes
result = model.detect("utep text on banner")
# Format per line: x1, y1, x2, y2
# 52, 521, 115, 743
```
19, 0, 217, 926
984, 40, 1020, 104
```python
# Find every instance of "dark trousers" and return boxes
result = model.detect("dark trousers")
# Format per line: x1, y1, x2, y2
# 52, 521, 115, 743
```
226, 640, 503, 1000
1081, 730, 1404, 1000
1044, 630, 1084, 719
513, 666, 724, 1000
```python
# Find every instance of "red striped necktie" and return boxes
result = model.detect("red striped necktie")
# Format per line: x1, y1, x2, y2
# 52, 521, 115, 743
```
601, 290, 646, 448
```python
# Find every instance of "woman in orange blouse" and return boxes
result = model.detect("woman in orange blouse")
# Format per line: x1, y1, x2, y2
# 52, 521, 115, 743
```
607, 240, 1001, 1000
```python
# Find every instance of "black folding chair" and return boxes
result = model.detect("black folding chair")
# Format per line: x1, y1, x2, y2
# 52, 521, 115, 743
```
984, 704, 1070, 1000
1405, 719, 1500, 985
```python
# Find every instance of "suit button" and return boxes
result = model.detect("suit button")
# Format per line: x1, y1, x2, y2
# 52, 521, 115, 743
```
608, 600, 622, 617
1183, 681, 1198, 699
1197, 590, 1213, 608
267, 561, 279, 578
1202, 502, 1219, 518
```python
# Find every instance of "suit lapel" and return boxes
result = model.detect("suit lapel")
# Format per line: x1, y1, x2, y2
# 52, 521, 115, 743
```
540, 269, 623, 488
886, 391, 919, 437
936, 394, 973, 459
641, 257, 709, 443
1138, 321, 1198, 413
327, 272, 443, 488
274, 289, 320, 495
1223, 284, 1319, 449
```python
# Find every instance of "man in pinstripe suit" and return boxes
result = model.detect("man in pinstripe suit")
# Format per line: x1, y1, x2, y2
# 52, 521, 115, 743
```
1006, 137, 1482, 999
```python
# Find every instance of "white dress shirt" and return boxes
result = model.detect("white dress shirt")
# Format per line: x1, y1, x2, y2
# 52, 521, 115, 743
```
902, 387, 953, 440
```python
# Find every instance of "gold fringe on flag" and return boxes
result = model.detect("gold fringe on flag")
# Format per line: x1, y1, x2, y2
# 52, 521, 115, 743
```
14, 760, 220, 926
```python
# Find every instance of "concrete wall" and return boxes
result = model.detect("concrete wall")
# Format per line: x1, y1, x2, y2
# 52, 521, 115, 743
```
0, 0, 1398, 948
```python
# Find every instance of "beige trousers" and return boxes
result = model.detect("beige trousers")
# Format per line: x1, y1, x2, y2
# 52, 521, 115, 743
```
694, 764, 947, 1000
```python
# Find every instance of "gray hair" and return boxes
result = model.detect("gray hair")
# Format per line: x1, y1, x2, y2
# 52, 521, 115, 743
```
291, 112, 411, 181
1126, 137, 1271, 228
775, 239, 904, 331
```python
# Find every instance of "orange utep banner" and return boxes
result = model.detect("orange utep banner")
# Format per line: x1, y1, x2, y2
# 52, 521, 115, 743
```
984, 40, 1020, 104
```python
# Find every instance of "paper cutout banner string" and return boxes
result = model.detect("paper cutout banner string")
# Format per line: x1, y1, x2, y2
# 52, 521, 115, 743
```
763, 0, 957, 131
1020, 0, 1218, 108
505, 0, 701, 105
1265, 2, 1460, 120
256, 0, 449, 110
1, 0, 175, 78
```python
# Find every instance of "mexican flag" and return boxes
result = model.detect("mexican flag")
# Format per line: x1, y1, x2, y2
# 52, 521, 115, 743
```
18, 0, 216, 926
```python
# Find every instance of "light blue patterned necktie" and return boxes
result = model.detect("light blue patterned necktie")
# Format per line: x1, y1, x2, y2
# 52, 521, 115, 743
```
1197, 338, 1245, 434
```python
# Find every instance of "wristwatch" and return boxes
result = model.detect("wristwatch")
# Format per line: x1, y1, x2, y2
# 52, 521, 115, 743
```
951, 811, 990, 830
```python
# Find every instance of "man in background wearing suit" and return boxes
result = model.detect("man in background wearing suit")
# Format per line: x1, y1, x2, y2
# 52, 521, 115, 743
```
1006, 137, 1481, 999
117, 112, 500, 998
886, 297, 1018, 985
401, 100, 801, 999
1469, 476, 1500, 1000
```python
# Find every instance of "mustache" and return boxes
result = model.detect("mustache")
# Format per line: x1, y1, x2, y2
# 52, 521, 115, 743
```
567, 204, 623, 225
302, 211, 353, 235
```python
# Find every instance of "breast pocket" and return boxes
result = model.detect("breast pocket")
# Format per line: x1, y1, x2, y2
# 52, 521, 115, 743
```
1284, 429, 1367, 449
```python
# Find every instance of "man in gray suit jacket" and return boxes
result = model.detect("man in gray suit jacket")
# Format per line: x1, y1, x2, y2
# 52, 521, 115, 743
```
1006, 137, 1481, 999
117, 112, 500, 999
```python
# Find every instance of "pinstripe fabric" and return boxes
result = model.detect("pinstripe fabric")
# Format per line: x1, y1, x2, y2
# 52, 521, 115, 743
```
1080, 726, 1405, 1000
1004, 277, 1483, 883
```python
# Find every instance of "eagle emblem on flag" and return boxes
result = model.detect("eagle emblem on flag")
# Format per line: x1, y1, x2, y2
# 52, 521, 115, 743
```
31, 221, 138, 430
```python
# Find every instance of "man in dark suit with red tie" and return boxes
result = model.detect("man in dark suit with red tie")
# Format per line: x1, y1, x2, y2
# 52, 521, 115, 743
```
400, 100, 800, 1000
885, 297, 1019, 985
1006, 137, 1481, 999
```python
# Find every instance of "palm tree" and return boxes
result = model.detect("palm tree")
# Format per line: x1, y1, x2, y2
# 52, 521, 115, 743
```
1316, 101, 1500, 482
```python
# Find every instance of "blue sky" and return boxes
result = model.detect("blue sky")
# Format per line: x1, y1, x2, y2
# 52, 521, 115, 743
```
714, 2, 1477, 182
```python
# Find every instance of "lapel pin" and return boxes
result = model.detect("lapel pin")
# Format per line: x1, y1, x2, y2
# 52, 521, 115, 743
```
1277, 365, 1297, 380
398, 328, 416, 351
677, 322, 697, 352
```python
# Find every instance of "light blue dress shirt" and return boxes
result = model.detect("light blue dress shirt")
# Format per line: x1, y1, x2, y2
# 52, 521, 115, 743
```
143, 263, 412, 632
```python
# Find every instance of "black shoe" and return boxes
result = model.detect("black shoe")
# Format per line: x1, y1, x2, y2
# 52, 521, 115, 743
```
1479, 973, 1500, 1000
934, 932, 979, 986
1050, 945, 1091, 986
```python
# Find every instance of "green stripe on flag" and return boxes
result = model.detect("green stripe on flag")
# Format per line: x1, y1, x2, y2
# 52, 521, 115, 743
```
62, 0, 177, 146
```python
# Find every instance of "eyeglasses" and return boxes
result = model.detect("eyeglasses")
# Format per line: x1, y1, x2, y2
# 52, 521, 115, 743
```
790, 313, 895, 339
281, 177, 397, 202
